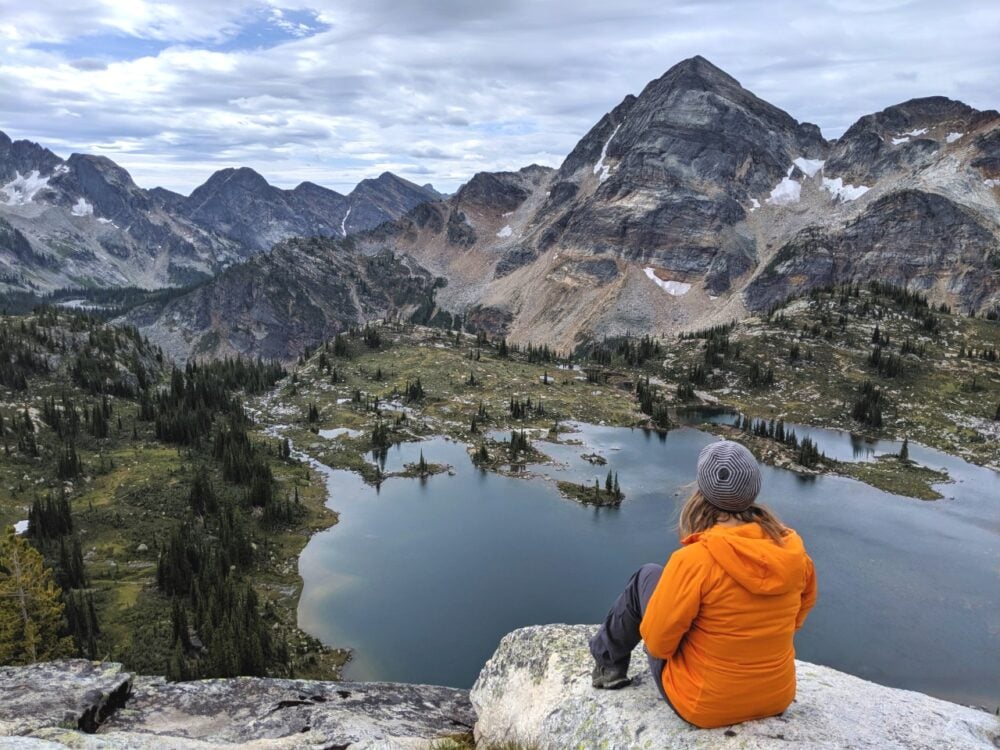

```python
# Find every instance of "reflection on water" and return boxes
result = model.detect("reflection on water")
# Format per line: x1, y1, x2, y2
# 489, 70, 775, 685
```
296, 423, 1000, 708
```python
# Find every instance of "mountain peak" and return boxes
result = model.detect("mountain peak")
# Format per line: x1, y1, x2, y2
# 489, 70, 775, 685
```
656, 55, 742, 92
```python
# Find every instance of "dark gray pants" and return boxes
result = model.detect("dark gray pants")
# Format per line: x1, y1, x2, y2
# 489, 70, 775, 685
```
589, 563, 669, 701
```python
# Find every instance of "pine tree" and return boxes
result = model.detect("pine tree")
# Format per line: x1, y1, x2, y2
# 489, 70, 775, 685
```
0, 528, 74, 664
899, 437, 909, 462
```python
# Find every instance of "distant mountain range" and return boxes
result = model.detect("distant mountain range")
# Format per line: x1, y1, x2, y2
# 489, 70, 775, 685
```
5, 56, 999, 360
0, 132, 439, 291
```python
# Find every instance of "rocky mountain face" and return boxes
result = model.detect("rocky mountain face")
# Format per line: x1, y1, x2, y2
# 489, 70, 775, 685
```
179, 168, 436, 253
127, 235, 446, 362
0, 132, 437, 293
131, 55, 999, 356
360, 56, 1000, 350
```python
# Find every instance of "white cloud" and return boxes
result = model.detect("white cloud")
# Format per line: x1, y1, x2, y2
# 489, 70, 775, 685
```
0, 1, 996, 194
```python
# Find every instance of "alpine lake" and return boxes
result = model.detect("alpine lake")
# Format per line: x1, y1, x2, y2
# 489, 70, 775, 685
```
291, 415, 999, 709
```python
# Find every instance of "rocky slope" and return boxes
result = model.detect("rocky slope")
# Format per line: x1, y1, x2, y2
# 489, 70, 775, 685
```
127, 235, 447, 362
364, 56, 1000, 350
0, 130, 437, 293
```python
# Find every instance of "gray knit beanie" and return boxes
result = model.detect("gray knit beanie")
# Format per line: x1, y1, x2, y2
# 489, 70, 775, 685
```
696, 440, 762, 512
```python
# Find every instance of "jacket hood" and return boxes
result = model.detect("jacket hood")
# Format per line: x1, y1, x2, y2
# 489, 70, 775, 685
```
683, 523, 808, 595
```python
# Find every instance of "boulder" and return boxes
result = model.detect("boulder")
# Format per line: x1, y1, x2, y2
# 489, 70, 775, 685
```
470, 624, 1000, 750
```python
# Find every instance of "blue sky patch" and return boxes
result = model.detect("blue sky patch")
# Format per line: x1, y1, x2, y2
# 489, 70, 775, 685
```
29, 7, 329, 63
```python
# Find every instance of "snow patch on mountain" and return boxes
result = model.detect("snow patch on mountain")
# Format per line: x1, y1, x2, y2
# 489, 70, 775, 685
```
792, 157, 825, 177
593, 123, 623, 183
822, 177, 870, 202
749, 197, 760, 212
644, 268, 691, 296
946, 132, 964, 144
2, 170, 50, 205
340, 206, 351, 237
496, 225, 513, 238
766, 168, 801, 205
985, 179, 1000, 188
71, 198, 94, 217
14, 520, 28, 535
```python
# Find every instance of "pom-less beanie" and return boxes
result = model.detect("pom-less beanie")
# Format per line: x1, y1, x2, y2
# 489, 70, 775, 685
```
696, 440, 762, 512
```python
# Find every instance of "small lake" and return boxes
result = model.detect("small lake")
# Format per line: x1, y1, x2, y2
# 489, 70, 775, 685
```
296, 422, 999, 708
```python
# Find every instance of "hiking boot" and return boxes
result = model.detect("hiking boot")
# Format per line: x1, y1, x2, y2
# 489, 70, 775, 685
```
592, 663, 631, 689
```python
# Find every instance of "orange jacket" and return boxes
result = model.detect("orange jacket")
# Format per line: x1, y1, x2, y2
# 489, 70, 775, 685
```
639, 522, 817, 728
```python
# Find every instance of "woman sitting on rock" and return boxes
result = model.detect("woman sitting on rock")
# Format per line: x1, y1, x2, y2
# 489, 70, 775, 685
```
589, 440, 817, 729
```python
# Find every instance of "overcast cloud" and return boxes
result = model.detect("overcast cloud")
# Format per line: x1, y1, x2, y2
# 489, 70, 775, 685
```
0, 0, 997, 194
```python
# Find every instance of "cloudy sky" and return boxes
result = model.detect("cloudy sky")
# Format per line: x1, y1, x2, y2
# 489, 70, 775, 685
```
1, 0, 997, 195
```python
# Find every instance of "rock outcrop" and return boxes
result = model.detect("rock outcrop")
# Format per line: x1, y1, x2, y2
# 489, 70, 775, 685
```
2, 632, 998, 749
471, 624, 1000, 750
0, 660, 473, 749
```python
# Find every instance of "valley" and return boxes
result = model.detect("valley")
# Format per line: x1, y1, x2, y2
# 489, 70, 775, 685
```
0, 51, 997, 728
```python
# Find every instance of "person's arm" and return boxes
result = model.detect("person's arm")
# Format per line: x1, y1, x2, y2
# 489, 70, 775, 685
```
639, 548, 705, 660
795, 555, 817, 630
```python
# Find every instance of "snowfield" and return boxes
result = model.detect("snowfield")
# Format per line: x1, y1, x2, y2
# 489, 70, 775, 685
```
822, 177, 870, 202
593, 122, 623, 183
71, 197, 94, 217
792, 157, 825, 177
496, 225, 513, 238
2, 170, 50, 205
644, 267, 691, 296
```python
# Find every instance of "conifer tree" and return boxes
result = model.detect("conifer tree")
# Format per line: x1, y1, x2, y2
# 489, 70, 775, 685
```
0, 527, 74, 664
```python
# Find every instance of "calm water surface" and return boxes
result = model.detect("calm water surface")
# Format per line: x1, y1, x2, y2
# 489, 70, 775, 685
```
296, 423, 999, 707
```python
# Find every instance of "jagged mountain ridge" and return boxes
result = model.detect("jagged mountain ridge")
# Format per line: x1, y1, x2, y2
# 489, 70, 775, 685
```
128, 235, 447, 362
133, 56, 1000, 358
362, 56, 1000, 348
0, 131, 438, 292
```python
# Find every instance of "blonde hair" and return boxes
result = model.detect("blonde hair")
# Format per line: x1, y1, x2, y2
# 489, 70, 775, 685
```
678, 489, 788, 544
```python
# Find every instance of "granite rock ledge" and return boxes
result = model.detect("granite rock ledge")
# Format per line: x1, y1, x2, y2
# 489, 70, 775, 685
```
470, 624, 1000, 750
0, 660, 473, 749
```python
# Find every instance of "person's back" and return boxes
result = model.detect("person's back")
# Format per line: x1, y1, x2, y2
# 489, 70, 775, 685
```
641, 522, 815, 727
589, 439, 817, 729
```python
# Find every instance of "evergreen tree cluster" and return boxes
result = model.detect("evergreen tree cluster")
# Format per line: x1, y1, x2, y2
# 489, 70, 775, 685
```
508, 429, 531, 458
404, 378, 425, 402
579, 335, 663, 368
635, 376, 671, 428
604, 470, 624, 501
734, 414, 826, 467
470, 401, 489, 433
509, 396, 545, 419
24, 493, 98, 657
851, 380, 885, 430
868, 345, 905, 378
745, 360, 775, 389
958, 344, 998, 361
525, 342, 558, 364
0, 324, 49, 390
157, 517, 279, 680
